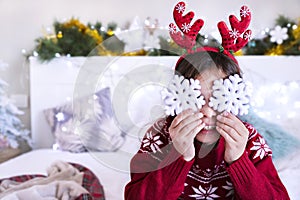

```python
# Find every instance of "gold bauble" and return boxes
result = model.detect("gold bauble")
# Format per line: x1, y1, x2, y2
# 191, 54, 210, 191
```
57, 31, 63, 39
107, 29, 114, 36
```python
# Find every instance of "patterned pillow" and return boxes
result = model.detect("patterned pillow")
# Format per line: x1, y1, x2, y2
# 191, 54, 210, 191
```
44, 87, 125, 153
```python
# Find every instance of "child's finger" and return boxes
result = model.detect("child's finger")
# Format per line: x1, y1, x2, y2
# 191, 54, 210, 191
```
180, 119, 204, 138
177, 113, 203, 131
171, 109, 194, 128
216, 121, 239, 142
216, 112, 235, 128
216, 125, 235, 144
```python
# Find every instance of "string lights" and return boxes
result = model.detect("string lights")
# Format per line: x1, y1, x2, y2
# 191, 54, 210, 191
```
251, 80, 300, 120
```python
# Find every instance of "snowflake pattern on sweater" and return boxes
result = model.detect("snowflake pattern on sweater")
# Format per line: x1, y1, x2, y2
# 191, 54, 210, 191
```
138, 117, 273, 199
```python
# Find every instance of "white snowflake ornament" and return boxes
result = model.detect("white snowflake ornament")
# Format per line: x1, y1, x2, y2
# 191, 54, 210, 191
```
161, 75, 205, 116
208, 74, 252, 115
270, 25, 288, 45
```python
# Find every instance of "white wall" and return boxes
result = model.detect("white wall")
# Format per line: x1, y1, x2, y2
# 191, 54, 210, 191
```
0, 0, 300, 129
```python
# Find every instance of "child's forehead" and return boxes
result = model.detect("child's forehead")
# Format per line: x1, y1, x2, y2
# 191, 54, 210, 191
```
195, 68, 226, 87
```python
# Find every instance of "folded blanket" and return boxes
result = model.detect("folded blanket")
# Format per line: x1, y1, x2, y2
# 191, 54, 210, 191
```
0, 160, 89, 200
1, 180, 88, 200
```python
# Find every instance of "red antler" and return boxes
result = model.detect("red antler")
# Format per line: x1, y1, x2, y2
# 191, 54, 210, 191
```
217, 6, 252, 52
169, 1, 204, 51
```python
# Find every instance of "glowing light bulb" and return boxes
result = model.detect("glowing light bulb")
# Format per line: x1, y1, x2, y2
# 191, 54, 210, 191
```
292, 24, 298, 30
55, 112, 65, 121
46, 27, 52, 33
33, 51, 38, 57
61, 126, 67, 132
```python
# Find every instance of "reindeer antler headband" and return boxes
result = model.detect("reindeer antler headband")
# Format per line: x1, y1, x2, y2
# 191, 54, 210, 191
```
161, 2, 253, 116
169, 1, 252, 63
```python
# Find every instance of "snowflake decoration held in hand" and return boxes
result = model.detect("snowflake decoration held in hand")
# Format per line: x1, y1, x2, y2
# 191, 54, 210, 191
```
269, 25, 288, 45
208, 74, 252, 115
161, 75, 205, 116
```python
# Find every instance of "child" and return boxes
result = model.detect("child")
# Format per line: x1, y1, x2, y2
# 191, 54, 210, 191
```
124, 50, 290, 200
125, 2, 290, 200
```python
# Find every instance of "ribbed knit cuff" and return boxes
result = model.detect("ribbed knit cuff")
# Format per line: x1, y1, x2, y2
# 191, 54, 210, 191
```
226, 151, 257, 185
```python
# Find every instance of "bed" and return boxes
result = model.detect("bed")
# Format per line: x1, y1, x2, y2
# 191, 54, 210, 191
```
0, 56, 300, 199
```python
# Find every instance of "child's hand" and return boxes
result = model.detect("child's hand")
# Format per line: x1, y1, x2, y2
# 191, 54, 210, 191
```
216, 111, 249, 164
169, 109, 205, 161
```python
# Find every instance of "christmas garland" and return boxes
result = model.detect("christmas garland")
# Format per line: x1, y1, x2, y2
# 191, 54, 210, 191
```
27, 16, 300, 62
30, 18, 125, 61
244, 15, 300, 56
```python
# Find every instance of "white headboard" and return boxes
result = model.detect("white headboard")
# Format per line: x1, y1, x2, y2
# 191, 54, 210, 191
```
29, 56, 300, 149
29, 56, 178, 149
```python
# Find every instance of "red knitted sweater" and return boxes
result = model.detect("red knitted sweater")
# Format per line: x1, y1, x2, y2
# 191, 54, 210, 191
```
125, 117, 290, 200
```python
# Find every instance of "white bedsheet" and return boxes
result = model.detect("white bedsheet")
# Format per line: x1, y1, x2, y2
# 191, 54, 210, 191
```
0, 149, 131, 200
273, 149, 300, 200
1, 148, 300, 200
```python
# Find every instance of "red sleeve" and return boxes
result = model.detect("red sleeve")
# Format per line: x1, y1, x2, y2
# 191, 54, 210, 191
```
226, 122, 290, 200
124, 118, 193, 200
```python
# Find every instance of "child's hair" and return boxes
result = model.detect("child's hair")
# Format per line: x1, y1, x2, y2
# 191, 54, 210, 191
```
175, 51, 242, 79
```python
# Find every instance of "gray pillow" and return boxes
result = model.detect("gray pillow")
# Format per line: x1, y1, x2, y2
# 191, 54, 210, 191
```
44, 87, 125, 153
